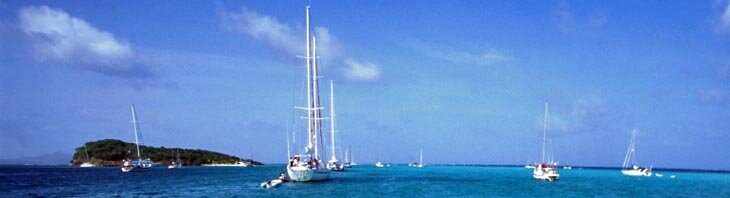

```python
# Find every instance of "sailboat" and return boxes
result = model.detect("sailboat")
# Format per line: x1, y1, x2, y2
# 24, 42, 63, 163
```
79, 146, 95, 167
286, 5, 331, 182
621, 128, 652, 176
343, 146, 352, 168
533, 101, 559, 181
326, 81, 344, 171
409, 148, 424, 168
121, 104, 153, 172
168, 150, 182, 169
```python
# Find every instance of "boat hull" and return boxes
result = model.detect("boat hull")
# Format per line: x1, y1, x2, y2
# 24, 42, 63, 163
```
533, 166, 559, 181
287, 166, 330, 182
622, 169, 652, 177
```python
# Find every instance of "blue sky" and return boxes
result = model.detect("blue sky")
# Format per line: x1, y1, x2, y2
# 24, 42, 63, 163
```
1, 0, 730, 169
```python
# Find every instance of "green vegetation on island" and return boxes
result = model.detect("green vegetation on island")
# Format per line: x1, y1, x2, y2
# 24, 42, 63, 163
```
71, 139, 263, 166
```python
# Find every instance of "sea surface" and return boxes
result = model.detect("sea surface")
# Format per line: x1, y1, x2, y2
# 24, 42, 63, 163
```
1, 165, 729, 197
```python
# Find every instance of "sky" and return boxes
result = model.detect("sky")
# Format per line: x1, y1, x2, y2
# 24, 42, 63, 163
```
1, 0, 730, 170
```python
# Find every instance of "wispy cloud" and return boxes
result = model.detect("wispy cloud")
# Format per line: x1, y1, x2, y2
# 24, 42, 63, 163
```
343, 59, 381, 81
218, 6, 377, 82
409, 41, 512, 66
18, 5, 155, 79
699, 89, 729, 104
542, 96, 617, 135
556, 0, 607, 34
717, 1, 730, 32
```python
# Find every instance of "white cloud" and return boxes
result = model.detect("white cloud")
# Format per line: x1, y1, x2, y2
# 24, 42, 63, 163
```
720, 1, 730, 30
219, 7, 372, 82
700, 89, 729, 104
556, 0, 607, 34
343, 59, 381, 81
541, 96, 615, 134
18, 5, 152, 78
218, 8, 344, 63
410, 41, 512, 66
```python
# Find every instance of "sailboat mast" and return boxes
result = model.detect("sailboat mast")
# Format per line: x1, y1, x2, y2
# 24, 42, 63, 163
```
84, 146, 90, 162
330, 81, 337, 162
419, 148, 423, 164
345, 146, 350, 163
304, 6, 313, 154
131, 104, 142, 161
622, 129, 636, 168
541, 101, 548, 164
286, 126, 291, 158
312, 36, 320, 160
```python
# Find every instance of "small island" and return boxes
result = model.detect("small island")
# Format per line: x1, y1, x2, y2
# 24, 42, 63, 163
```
71, 139, 263, 167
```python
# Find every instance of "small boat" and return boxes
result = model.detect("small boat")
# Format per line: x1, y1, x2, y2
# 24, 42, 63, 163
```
326, 81, 344, 172
524, 164, 535, 169
375, 161, 385, 168
533, 102, 559, 181
79, 146, 96, 167
621, 128, 652, 177
343, 146, 353, 168
261, 173, 289, 189
168, 150, 182, 169
410, 148, 424, 168
121, 104, 153, 172
563, 165, 572, 170
655, 173, 663, 177
261, 179, 286, 189
202, 161, 250, 167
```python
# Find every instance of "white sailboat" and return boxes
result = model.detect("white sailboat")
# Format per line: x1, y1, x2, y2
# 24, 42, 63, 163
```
286, 5, 330, 182
409, 148, 424, 168
168, 150, 182, 169
621, 128, 652, 176
533, 101, 559, 181
326, 81, 344, 171
343, 146, 352, 168
417, 148, 424, 168
122, 104, 153, 172
79, 146, 95, 167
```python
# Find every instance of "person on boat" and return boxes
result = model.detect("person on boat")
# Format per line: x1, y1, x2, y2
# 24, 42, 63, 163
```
278, 172, 289, 182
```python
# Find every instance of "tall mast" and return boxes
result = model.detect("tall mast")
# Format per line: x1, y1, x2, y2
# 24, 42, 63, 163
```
286, 126, 291, 158
622, 128, 637, 168
419, 148, 423, 165
345, 146, 350, 163
312, 36, 320, 160
84, 146, 90, 162
131, 104, 142, 161
304, 6, 313, 155
329, 81, 337, 162
541, 101, 548, 164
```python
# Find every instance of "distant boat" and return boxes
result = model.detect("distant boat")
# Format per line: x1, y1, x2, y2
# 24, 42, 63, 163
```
286, 5, 330, 182
202, 161, 249, 167
562, 165, 572, 170
79, 146, 95, 168
375, 157, 385, 168
533, 101, 559, 181
326, 81, 344, 172
121, 104, 153, 173
343, 146, 354, 168
409, 148, 424, 168
621, 128, 652, 177
168, 150, 182, 169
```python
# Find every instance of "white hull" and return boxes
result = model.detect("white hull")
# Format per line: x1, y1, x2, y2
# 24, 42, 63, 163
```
622, 169, 652, 177
287, 166, 330, 182
79, 163, 95, 168
533, 165, 559, 181
121, 160, 152, 172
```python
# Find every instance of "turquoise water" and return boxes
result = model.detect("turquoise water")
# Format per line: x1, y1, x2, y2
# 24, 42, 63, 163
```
2, 165, 729, 197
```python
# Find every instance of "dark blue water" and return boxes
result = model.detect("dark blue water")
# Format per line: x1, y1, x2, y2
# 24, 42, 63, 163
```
1, 165, 729, 197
